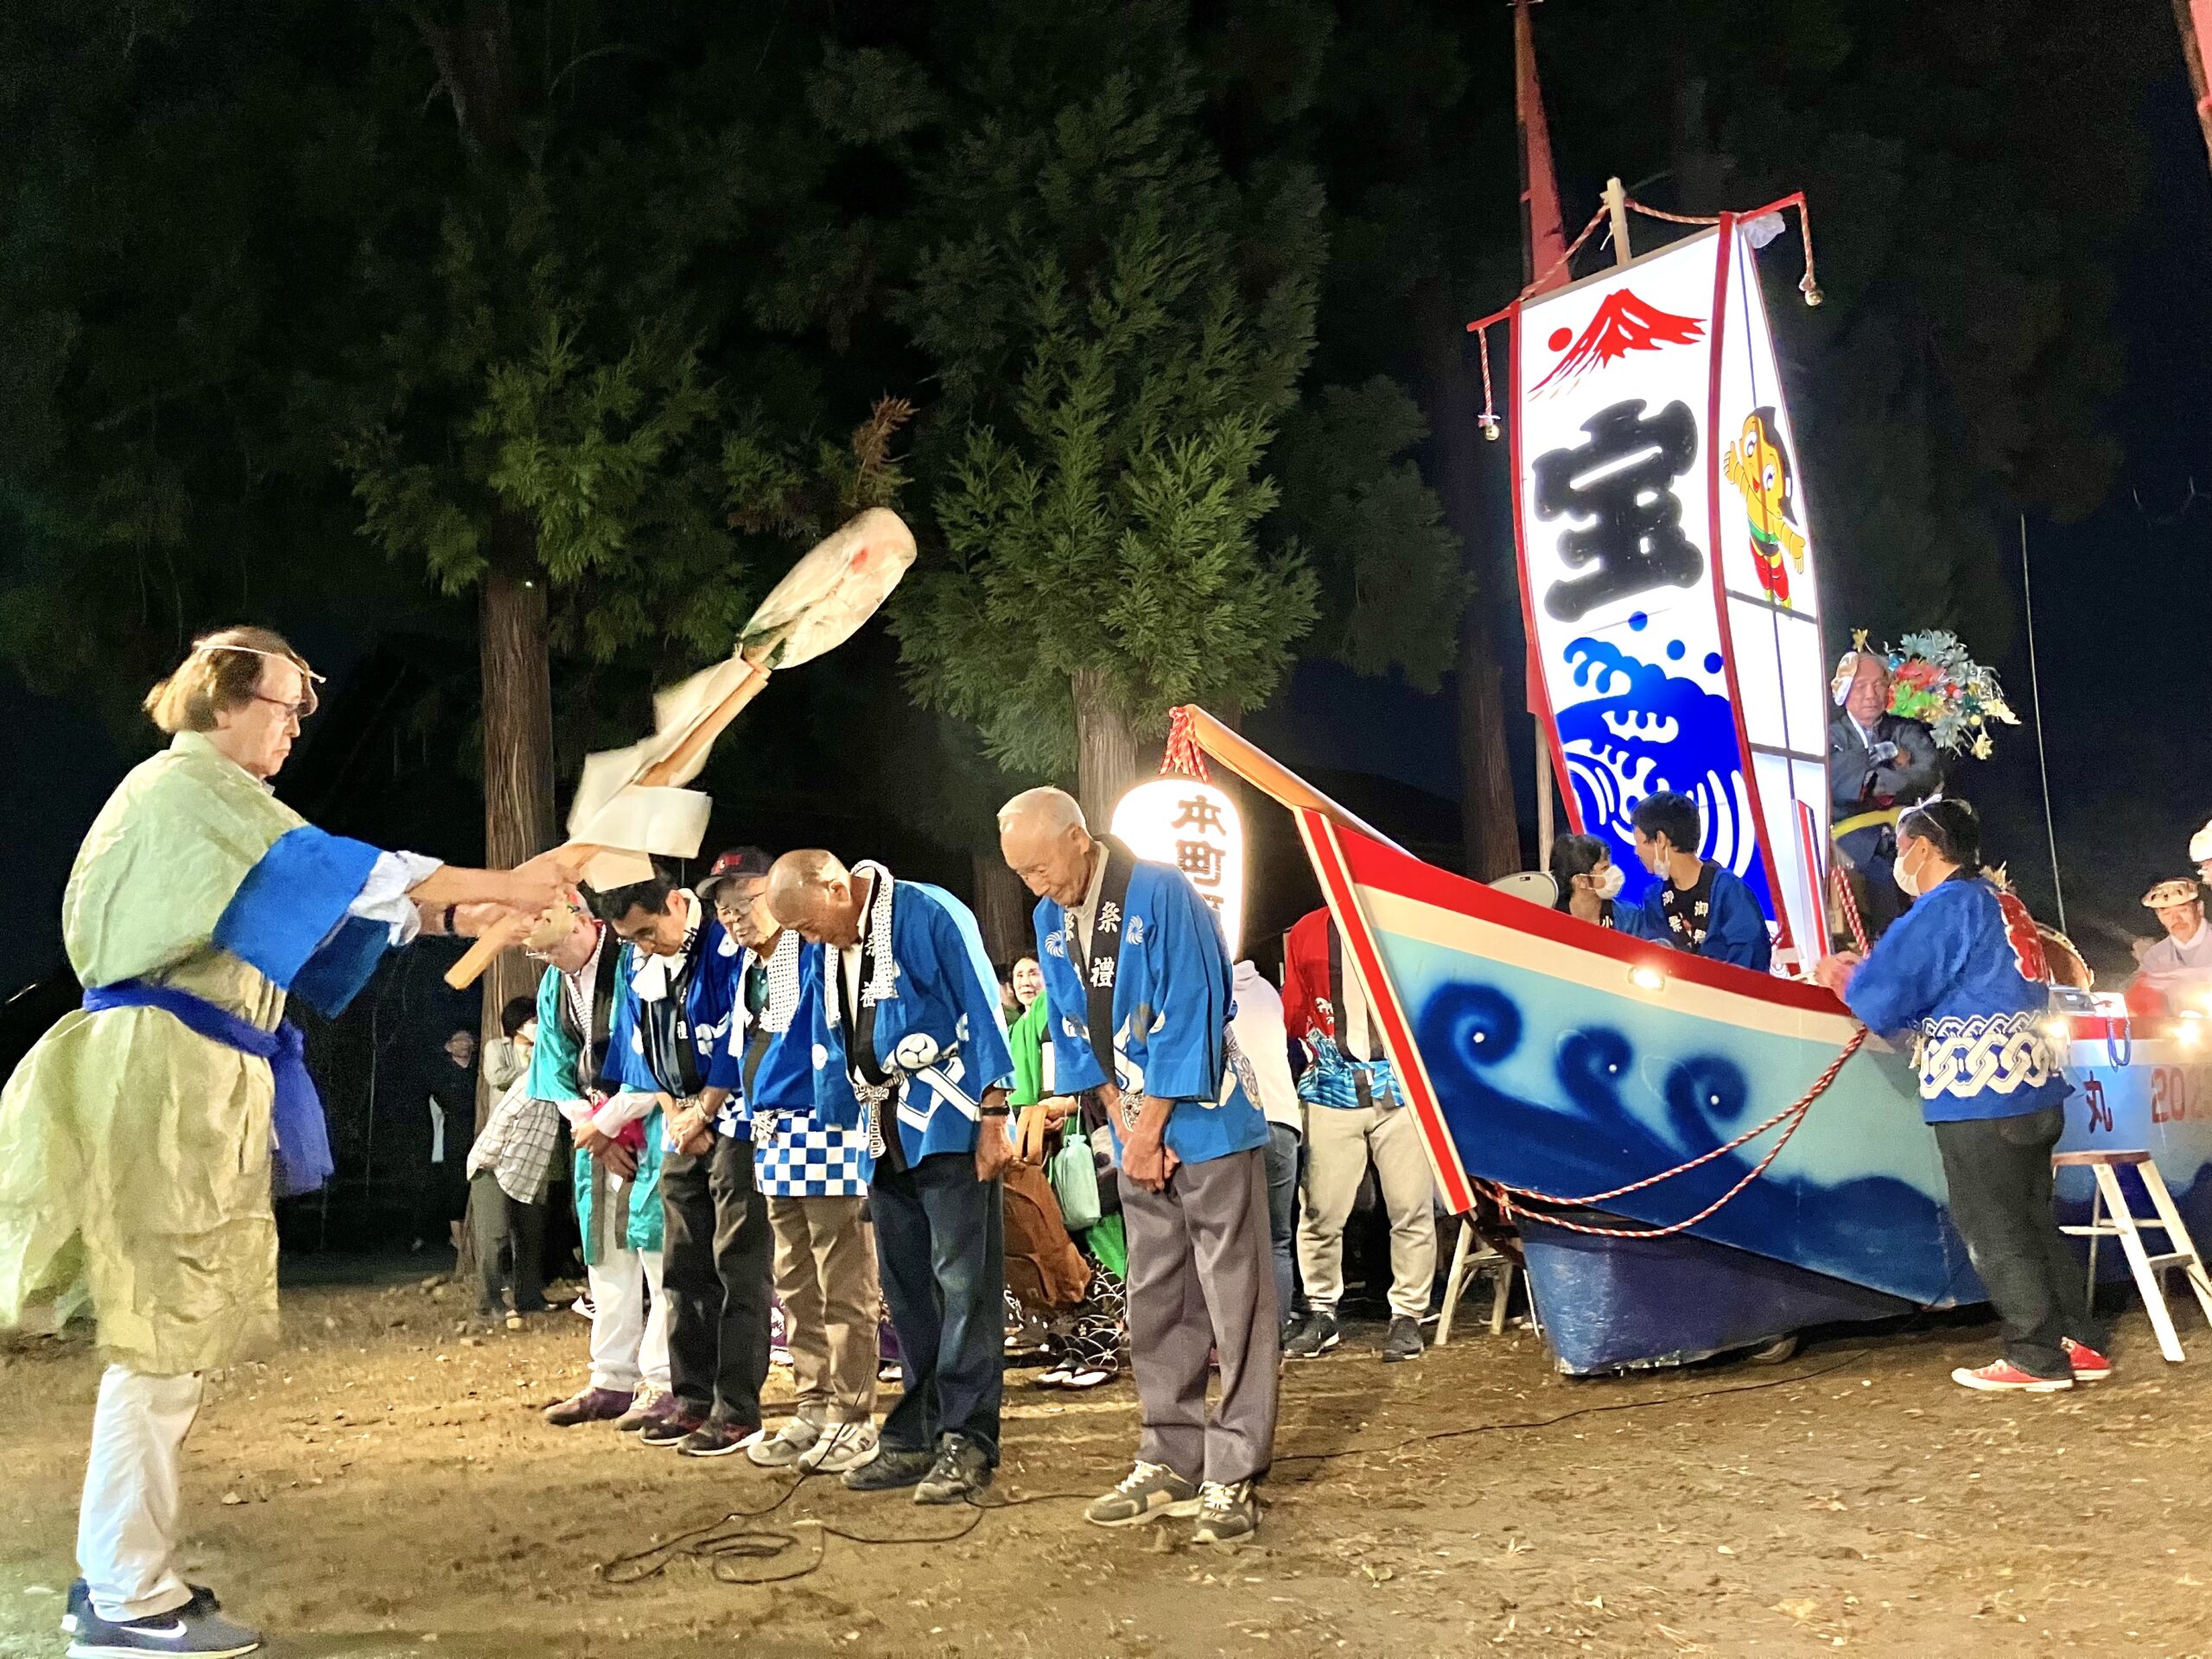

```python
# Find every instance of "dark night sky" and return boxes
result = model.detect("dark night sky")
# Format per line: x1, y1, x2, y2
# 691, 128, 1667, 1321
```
5, 72, 2211, 995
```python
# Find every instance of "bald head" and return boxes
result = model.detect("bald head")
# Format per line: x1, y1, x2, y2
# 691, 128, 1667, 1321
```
1000, 785, 1097, 906
767, 849, 868, 947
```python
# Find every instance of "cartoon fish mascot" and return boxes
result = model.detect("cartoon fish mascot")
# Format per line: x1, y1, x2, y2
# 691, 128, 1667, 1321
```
1721, 406, 1808, 607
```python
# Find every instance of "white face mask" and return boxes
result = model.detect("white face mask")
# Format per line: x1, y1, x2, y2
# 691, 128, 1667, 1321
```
1893, 841, 1924, 899
1594, 863, 1625, 900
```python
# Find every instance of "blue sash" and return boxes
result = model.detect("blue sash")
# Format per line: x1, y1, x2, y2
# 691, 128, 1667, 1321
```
82, 981, 334, 1198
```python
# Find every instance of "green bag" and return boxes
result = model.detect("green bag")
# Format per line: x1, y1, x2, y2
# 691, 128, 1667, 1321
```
1048, 1136, 1103, 1231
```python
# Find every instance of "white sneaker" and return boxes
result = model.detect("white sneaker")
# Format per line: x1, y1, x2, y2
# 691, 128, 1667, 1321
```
745, 1415, 823, 1468
800, 1419, 881, 1474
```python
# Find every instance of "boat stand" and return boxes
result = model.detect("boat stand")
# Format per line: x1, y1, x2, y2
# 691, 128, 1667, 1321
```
2057, 1148, 2212, 1363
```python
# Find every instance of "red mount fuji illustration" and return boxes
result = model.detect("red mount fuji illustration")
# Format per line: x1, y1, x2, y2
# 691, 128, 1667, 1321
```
1532, 288, 1706, 395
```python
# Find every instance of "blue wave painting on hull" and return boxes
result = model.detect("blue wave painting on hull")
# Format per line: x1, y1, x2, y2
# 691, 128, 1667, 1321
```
1554, 635, 1776, 918
1385, 935, 1973, 1308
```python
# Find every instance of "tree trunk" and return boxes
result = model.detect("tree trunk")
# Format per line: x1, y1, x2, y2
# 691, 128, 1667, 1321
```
1071, 669, 1147, 831
970, 850, 1032, 967
478, 556, 556, 1131
1412, 276, 1523, 880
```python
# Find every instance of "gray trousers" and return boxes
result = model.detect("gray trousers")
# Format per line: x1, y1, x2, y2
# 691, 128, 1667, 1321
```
1119, 1145, 1280, 1486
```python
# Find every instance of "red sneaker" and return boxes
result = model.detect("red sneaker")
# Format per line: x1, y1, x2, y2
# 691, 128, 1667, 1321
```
1952, 1359, 2072, 1394
2062, 1338, 2113, 1382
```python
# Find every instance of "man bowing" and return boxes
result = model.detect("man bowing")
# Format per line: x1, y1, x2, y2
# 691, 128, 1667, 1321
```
767, 850, 1014, 1505
1000, 787, 1277, 1545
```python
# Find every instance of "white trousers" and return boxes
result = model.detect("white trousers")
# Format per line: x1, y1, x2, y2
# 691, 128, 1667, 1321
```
79, 1364, 204, 1623
1296, 1103, 1440, 1320
586, 1246, 669, 1394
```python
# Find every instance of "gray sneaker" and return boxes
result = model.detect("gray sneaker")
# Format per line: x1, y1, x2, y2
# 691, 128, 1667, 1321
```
745, 1414, 823, 1468
799, 1419, 880, 1474
1191, 1479, 1258, 1545
1083, 1460, 1201, 1527
1283, 1309, 1341, 1359
63, 1582, 217, 1637
1382, 1314, 1425, 1363
67, 1597, 262, 1658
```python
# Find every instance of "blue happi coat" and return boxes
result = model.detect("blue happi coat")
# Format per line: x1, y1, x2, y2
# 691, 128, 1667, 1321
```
1842, 874, 2069, 1124
1034, 854, 1268, 1168
807, 868, 1014, 1166
604, 897, 744, 1147
1617, 860, 1773, 973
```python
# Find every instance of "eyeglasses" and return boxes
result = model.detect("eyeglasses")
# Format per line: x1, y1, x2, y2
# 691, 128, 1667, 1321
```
251, 693, 316, 724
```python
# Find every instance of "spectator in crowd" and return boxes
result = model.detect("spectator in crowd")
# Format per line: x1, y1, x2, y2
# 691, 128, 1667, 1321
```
2131, 878, 2212, 1009
770, 850, 1014, 1504
1828, 651, 1942, 938
530, 903, 674, 1431
1006, 950, 1129, 1389
1001, 787, 1275, 1545
1817, 798, 2108, 1392
481, 996, 537, 1092
1279, 906, 1435, 1365
1232, 958, 1304, 1335
421, 1027, 479, 1255
1617, 792, 1773, 972
709, 855, 885, 1476
1548, 832, 1622, 927
590, 859, 770, 1459
464, 1007, 555, 1325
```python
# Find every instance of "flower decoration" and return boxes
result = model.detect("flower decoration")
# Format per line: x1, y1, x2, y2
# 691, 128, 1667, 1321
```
1849, 627, 2019, 760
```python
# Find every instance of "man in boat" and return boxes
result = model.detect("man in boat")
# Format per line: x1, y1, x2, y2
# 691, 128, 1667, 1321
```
1815, 798, 2109, 1393
1827, 650, 1942, 938
999, 787, 1277, 1546
0, 627, 574, 1659
1279, 905, 1437, 1365
588, 860, 773, 1457
768, 850, 1014, 1504
530, 899, 677, 1434
2130, 878, 2212, 1012
1617, 791, 1773, 973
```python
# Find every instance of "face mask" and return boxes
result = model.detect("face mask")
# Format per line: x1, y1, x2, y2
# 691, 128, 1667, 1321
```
1594, 864, 1625, 900
1892, 842, 1923, 899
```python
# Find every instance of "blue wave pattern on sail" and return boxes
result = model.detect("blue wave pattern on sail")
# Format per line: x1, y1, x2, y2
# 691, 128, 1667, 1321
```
1381, 930, 1970, 1306
1554, 634, 1775, 918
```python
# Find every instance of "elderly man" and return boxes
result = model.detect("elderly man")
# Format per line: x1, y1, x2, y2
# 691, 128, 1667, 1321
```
707, 856, 883, 1477
588, 859, 772, 1458
1828, 651, 1942, 938
1000, 787, 1276, 1546
768, 850, 1014, 1504
2133, 879, 2212, 1009
0, 626, 569, 1659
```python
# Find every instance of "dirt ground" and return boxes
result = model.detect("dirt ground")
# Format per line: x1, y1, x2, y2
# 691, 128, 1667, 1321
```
4, 1268, 2211, 1659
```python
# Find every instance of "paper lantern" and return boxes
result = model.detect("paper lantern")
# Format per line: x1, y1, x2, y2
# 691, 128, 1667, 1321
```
1112, 777, 1245, 959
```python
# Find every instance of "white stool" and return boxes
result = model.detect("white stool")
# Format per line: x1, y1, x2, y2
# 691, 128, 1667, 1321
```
1435, 1215, 1516, 1346
2056, 1148, 2212, 1363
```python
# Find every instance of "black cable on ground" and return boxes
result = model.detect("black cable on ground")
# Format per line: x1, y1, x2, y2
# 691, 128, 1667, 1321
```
593, 1348, 1876, 1587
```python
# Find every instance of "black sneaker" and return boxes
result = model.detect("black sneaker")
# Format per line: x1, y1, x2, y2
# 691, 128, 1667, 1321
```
63, 1583, 219, 1637
913, 1433, 994, 1505
1382, 1314, 1425, 1363
67, 1596, 261, 1658
842, 1445, 937, 1492
638, 1403, 710, 1447
1283, 1309, 1341, 1359
676, 1417, 760, 1458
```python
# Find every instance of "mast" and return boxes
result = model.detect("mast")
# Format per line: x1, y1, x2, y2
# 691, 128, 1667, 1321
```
1516, 0, 1568, 868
